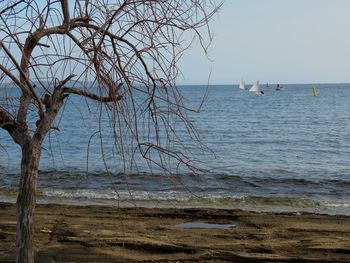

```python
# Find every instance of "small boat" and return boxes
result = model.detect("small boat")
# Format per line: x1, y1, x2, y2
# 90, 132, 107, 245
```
276, 84, 283, 91
249, 81, 264, 95
239, 80, 245, 90
249, 81, 259, 92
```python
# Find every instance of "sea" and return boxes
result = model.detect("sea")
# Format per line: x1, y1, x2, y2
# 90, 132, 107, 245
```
1, 84, 350, 215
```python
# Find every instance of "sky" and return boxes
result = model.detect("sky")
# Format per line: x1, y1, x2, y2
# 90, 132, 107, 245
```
178, 0, 350, 85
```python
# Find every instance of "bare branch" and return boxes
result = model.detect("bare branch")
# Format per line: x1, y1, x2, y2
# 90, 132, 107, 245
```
0, 0, 26, 15
61, 0, 70, 27
63, 86, 122, 102
0, 40, 44, 117
0, 107, 16, 134
0, 107, 29, 145
55, 74, 76, 90
0, 64, 27, 92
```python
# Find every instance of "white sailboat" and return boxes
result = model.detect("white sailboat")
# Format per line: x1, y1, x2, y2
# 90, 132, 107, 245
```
249, 81, 260, 92
239, 80, 245, 90
249, 80, 265, 95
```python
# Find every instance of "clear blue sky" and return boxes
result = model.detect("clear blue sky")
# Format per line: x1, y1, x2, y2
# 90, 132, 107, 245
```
179, 0, 350, 85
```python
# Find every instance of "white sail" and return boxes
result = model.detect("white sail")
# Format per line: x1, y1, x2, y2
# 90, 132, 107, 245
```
249, 81, 260, 92
239, 80, 245, 90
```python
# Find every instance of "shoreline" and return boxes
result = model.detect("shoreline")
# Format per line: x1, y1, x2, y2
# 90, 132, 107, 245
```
1, 202, 350, 262
2, 189, 349, 217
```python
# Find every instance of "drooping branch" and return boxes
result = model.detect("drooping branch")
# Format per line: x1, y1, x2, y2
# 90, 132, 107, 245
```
0, 64, 27, 93
72, 22, 157, 83
0, 41, 44, 117
0, 0, 26, 15
15, 14, 89, 122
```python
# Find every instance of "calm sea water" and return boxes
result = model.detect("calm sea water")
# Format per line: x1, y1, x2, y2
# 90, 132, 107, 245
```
1, 84, 350, 215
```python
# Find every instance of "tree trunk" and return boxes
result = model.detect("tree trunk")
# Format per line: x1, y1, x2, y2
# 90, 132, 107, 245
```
16, 141, 42, 263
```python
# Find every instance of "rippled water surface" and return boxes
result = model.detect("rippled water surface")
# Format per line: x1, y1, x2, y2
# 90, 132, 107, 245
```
1, 84, 350, 214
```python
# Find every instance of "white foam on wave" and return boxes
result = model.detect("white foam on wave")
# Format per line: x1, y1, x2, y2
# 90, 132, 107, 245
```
321, 201, 350, 208
39, 189, 350, 215
44, 189, 120, 200
41, 189, 247, 204
42, 189, 196, 201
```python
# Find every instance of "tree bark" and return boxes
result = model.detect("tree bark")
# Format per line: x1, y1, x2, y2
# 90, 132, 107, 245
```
16, 141, 42, 263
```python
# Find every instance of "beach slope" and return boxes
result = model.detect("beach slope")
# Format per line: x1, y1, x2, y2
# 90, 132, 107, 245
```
0, 203, 350, 262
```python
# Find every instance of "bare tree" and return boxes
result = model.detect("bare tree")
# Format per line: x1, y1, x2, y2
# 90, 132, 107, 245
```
0, 0, 220, 262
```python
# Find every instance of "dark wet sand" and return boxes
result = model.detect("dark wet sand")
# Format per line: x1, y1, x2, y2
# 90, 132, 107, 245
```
0, 202, 350, 262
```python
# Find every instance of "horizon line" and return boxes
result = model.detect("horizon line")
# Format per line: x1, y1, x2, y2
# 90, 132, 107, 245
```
178, 82, 350, 86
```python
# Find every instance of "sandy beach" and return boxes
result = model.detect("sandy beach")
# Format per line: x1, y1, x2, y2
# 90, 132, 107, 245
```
0, 203, 349, 262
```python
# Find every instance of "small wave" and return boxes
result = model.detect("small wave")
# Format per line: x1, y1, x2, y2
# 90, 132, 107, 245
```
44, 189, 121, 200
1, 187, 349, 215
40, 189, 322, 209
42, 189, 194, 201
321, 201, 350, 208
